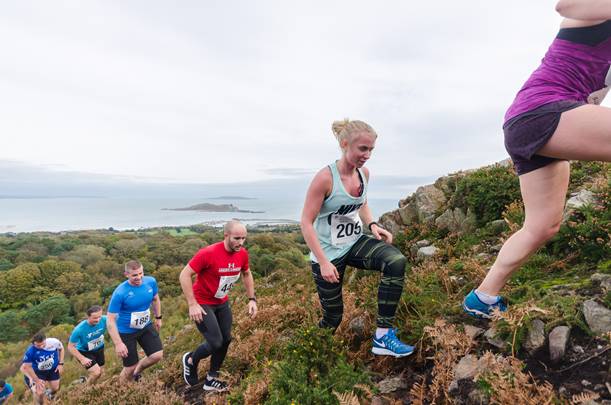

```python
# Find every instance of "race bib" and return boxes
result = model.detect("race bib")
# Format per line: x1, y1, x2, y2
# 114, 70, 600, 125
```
129, 309, 150, 330
87, 335, 104, 351
214, 274, 240, 299
37, 357, 54, 371
330, 211, 362, 246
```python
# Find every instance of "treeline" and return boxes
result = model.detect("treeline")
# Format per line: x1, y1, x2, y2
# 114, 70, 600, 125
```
0, 225, 307, 344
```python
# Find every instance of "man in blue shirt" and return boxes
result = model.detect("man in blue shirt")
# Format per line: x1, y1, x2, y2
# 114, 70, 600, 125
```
107, 260, 163, 383
67, 305, 107, 384
20, 333, 64, 405
0, 380, 13, 404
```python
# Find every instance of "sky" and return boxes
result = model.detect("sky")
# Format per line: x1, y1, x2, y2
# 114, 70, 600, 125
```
0, 1, 603, 188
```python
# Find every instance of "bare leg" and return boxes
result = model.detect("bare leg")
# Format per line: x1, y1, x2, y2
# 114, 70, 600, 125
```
477, 160, 570, 295
133, 350, 163, 376
48, 379, 60, 394
538, 104, 611, 161
87, 365, 102, 384
120, 365, 137, 382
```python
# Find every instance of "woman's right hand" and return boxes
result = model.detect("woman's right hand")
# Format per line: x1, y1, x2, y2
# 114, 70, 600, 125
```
320, 261, 340, 283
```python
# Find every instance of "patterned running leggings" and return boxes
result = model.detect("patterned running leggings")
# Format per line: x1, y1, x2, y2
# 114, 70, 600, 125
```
311, 235, 407, 329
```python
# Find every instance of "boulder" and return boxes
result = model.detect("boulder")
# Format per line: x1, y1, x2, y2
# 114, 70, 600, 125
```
435, 207, 476, 234
549, 326, 571, 363
413, 184, 447, 224
591, 273, 611, 292
377, 376, 407, 394
454, 354, 479, 380
583, 300, 611, 335
523, 319, 546, 355
486, 219, 508, 235
417, 245, 439, 260
484, 327, 506, 350
464, 325, 485, 340
348, 316, 367, 340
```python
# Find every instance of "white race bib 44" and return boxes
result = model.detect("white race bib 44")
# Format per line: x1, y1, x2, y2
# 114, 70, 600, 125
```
214, 274, 241, 299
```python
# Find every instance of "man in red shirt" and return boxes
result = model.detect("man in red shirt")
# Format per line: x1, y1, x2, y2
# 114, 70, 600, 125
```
179, 220, 257, 391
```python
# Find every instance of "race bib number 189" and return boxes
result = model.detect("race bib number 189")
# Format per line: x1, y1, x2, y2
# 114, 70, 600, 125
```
330, 212, 362, 246
130, 309, 150, 330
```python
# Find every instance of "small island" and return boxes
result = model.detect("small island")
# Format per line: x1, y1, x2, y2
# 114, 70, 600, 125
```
163, 203, 264, 213
207, 196, 257, 200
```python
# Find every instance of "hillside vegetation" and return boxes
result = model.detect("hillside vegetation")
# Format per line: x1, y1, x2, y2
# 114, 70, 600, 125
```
0, 161, 609, 404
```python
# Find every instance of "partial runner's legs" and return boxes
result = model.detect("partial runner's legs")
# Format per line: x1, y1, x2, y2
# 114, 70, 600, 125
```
477, 160, 570, 296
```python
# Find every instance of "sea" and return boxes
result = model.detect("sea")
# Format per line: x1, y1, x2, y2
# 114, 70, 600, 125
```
0, 196, 402, 234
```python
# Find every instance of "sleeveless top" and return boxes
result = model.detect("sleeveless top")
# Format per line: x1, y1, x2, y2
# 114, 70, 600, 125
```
505, 20, 611, 123
310, 161, 368, 263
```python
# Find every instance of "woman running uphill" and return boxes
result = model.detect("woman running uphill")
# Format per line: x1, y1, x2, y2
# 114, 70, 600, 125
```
301, 119, 414, 357
464, 2, 611, 318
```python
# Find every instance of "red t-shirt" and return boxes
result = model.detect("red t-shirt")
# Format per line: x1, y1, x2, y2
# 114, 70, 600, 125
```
188, 241, 249, 305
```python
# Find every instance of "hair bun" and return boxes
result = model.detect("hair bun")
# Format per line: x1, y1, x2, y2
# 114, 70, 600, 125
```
331, 118, 350, 141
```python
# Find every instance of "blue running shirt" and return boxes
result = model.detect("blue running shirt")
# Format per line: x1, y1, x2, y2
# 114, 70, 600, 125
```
0, 383, 13, 403
108, 276, 158, 334
69, 316, 107, 352
22, 338, 63, 372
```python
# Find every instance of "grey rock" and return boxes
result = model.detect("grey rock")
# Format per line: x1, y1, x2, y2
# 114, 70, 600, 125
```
566, 189, 596, 210
549, 326, 571, 363
448, 380, 459, 395
377, 376, 408, 394
583, 300, 611, 335
490, 244, 503, 253
573, 345, 585, 354
416, 239, 430, 248
564, 189, 597, 222
379, 210, 403, 235
398, 201, 419, 226
417, 245, 439, 260
348, 316, 367, 340
486, 219, 508, 235
476, 253, 492, 261
484, 327, 507, 349
464, 325, 485, 340
371, 396, 391, 405
591, 273, 611, 292
467, 389, 490, 405
435, 207, 476, 234
581, 380, 592, 387
454, 354, 479, 380
414, 184, 447, 224
523, 319, 546, 354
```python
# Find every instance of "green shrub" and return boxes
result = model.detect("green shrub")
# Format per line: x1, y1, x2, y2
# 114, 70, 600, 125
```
450, 165, 520, 226
266, 326, 370, 405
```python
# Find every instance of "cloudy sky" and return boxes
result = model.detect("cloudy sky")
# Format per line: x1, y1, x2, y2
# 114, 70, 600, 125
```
0, 1, 601, 186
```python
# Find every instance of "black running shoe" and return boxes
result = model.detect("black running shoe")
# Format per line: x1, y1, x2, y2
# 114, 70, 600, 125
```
133, 373, 142, 382
182, 352, 199, 387
203, 376, 228, 392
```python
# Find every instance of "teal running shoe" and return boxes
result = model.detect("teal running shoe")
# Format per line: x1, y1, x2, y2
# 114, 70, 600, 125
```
463, 289, 507, 319
371, 328, 415, 357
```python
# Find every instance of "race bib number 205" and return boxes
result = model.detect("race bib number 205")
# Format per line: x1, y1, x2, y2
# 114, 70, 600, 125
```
330, 212, 362, 246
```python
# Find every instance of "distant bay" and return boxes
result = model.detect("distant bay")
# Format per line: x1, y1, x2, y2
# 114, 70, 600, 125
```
0, 196, 400, 234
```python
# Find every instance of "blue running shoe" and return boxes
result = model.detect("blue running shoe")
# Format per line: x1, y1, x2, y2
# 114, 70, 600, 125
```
372, 328, 415, 357
463, 289, 507, 319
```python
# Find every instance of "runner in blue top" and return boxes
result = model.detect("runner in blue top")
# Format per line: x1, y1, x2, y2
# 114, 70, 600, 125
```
0, 381, 13, 404
107, 260, 163, 382
20, 333, 64, 405
68, 305, 107, 384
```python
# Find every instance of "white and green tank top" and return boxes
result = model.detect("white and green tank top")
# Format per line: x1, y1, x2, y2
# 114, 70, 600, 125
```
310, 161, 368, 263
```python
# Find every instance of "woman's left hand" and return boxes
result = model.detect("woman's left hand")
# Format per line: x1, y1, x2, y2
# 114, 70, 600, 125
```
372, 224, 393, 244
